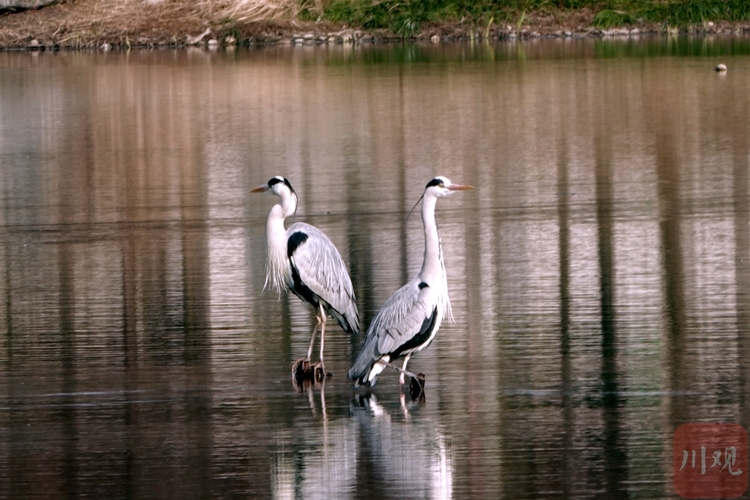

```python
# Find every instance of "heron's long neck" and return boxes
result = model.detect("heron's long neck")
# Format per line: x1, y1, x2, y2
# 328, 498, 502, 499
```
419, 194, 443, 281
264, 193, 297, 292
420, 193, 452, 320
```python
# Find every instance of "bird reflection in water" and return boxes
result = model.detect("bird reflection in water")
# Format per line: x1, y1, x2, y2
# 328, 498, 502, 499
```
271, 381, 357, 499
352, 393, 454, 497
296, 376, 329, 422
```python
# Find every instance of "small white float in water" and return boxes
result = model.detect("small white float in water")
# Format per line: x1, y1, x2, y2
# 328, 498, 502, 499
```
715, 63, 728, 72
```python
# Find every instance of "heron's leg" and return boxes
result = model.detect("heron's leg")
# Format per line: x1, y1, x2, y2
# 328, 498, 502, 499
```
308, 304, 328, 383
380, 358, 421, 390
306, 314, 322, 361
318, 303, 327, 366
399, 354, 412, 385
293, 312, 322, 382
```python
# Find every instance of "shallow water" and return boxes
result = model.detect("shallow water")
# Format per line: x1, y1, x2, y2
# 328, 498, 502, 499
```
1, 37, 750, 498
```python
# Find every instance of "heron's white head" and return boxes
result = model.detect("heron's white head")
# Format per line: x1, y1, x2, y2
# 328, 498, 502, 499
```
253, 176, 298, 293
406, 176, 473, 221
424, 176, 474, 197
252, 176, 298, 217
252, 176, 296, 197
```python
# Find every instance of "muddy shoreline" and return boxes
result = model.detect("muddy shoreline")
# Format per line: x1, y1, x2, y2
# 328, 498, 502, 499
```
2, 1, 750, 51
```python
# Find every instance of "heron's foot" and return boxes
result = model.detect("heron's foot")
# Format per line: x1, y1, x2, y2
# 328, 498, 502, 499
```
311, 361, 331, 383
292, 358, 314, 383
292, 359, 331, 387
409, 373, 426, 401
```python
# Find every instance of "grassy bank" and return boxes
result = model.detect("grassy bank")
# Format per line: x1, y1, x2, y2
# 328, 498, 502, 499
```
229, 0, 750, 35
223, 0, 750, 35
1, 0, 750, 49
304, 0, 750, 35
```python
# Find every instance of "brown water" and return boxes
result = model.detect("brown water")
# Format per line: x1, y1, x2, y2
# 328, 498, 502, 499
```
1, 37, 750, 498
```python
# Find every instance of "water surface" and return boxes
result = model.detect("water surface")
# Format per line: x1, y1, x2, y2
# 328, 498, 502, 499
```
1, 37, 750, 498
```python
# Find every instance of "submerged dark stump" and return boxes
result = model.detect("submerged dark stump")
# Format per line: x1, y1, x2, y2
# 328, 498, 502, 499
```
409, 372, 426, 401
292, 358, 312, 382
292, 359, 331, 387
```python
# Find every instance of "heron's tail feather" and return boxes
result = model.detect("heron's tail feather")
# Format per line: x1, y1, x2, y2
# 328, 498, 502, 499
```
329, 306, 359, 336
348, 352, 388, 387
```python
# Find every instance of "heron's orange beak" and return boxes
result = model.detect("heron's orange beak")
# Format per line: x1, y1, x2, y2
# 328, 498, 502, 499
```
447, 184, 474, 191
251, 184, 269, 193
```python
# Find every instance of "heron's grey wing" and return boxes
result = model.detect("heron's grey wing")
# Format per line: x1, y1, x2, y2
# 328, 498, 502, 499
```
287, 223, 359, 334
348, 279, 434, 382
371, 280, 437, 356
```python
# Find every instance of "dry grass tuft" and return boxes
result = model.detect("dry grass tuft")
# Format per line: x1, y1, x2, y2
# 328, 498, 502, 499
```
200, 0, 302, 23
0, 0, 308, 48
0, 0, 202, 47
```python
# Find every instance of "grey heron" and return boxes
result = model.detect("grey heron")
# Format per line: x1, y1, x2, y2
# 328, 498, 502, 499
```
348, 176, 473, 389
253, 176, 360, 380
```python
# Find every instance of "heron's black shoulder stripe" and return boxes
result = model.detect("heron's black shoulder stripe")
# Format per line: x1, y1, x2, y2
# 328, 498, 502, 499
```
418, 282, 429, 290
287, 231, 308, 258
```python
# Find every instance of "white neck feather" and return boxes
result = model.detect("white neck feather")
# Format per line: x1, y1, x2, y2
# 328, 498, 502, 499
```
264, 190, 297, 294
419, 193, 452, 321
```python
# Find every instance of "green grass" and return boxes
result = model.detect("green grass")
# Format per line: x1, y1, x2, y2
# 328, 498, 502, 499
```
643, 0, 750, 25
296, 0, 750, 34
305, 0, 469, 37
592, 9, 635, 28
593, 0, 750, 28
305, 0, 603, 36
